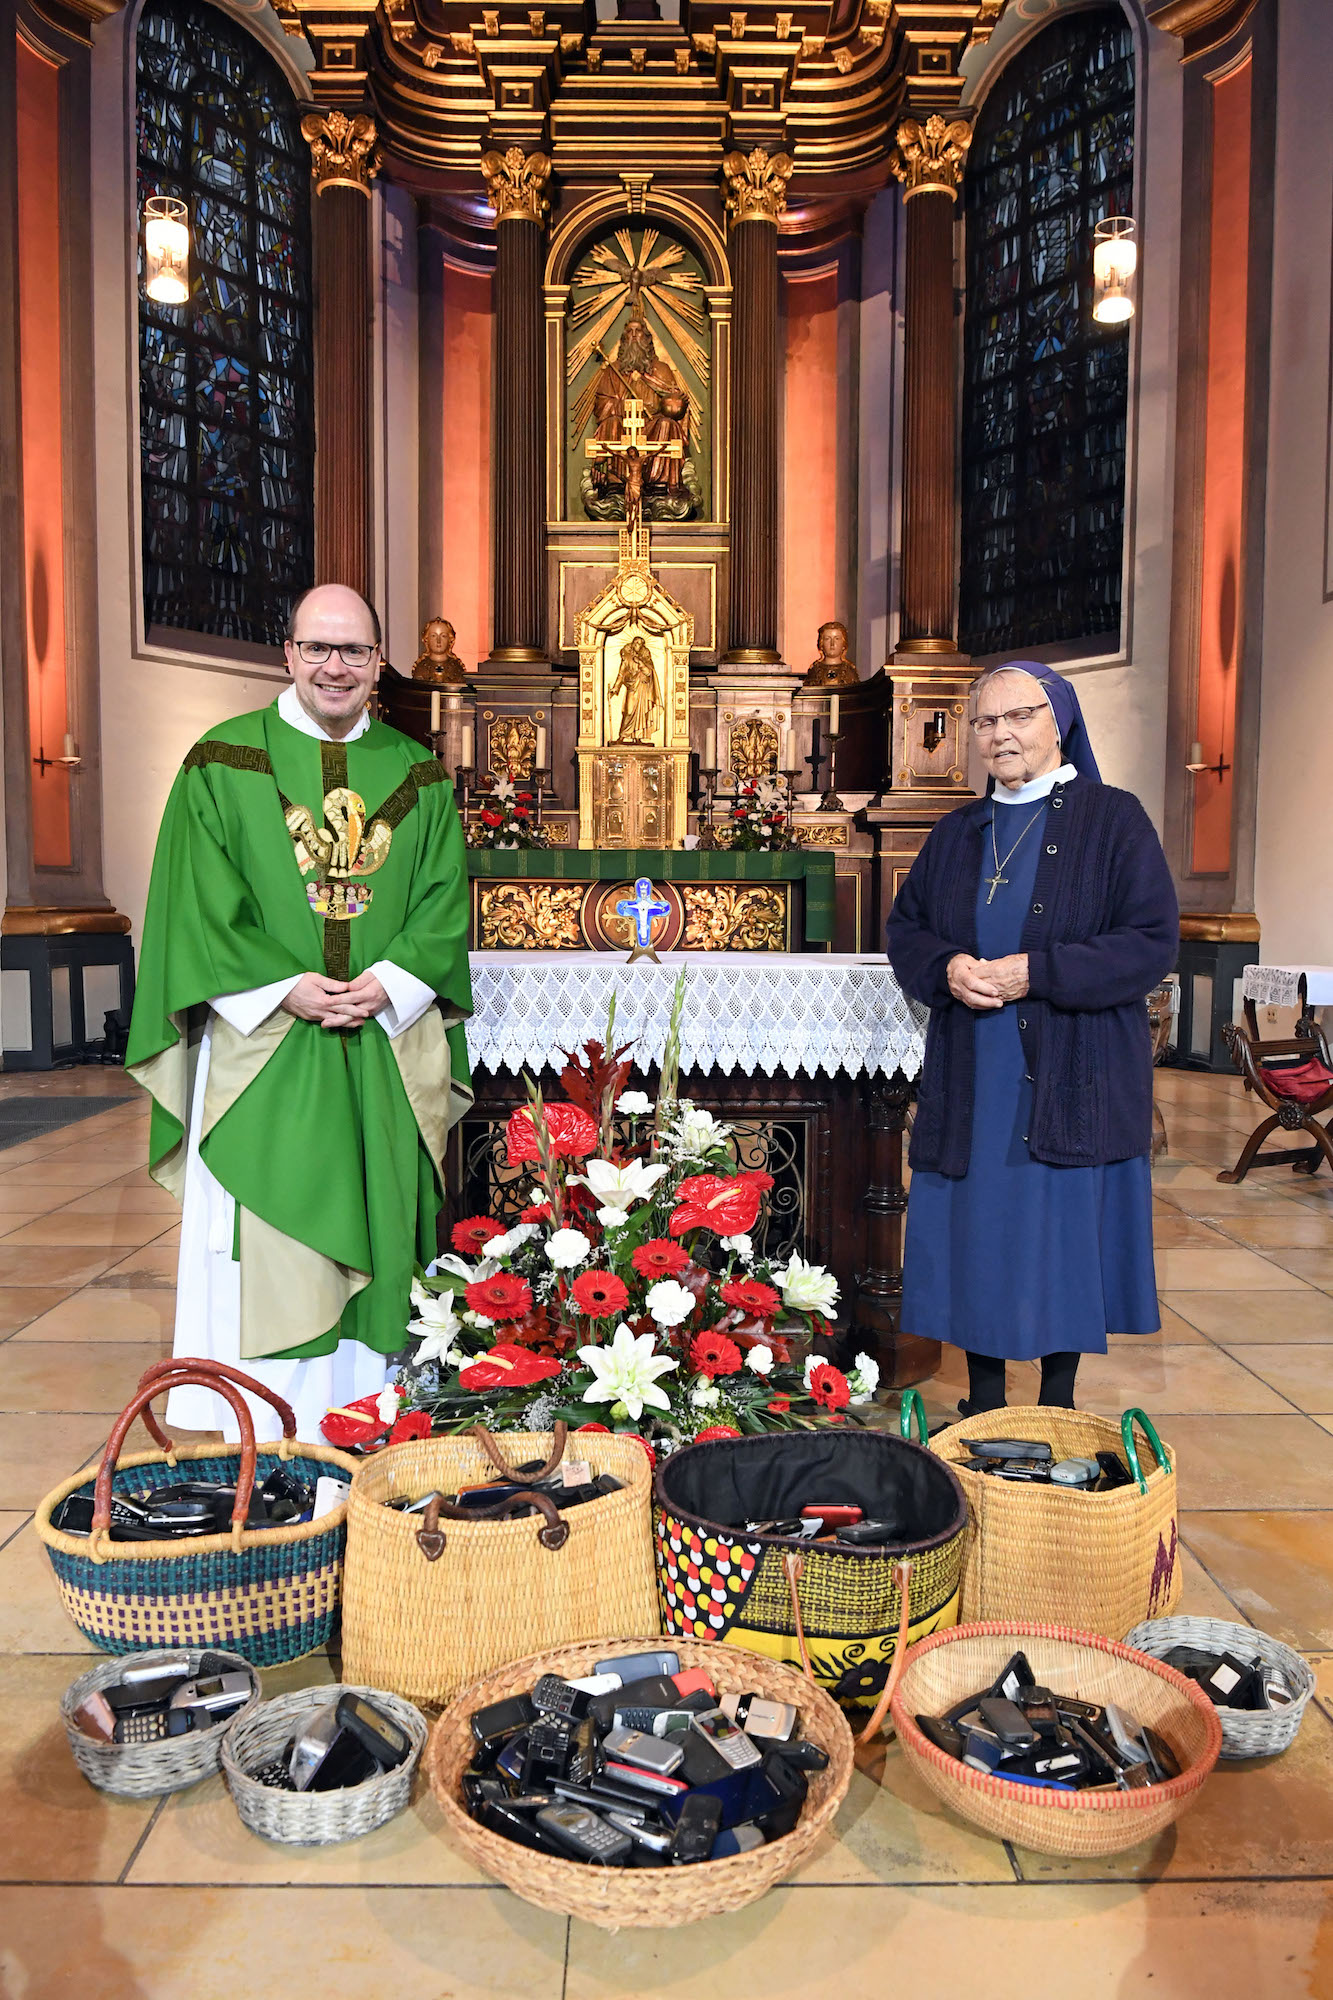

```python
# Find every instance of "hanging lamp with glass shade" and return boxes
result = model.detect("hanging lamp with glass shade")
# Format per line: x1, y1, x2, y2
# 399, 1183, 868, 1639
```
143, 194, 190, 304
1092, 216, 1136, 325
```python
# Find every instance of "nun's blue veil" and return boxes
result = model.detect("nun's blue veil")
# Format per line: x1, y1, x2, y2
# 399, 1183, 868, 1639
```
978, 661, 1102, 786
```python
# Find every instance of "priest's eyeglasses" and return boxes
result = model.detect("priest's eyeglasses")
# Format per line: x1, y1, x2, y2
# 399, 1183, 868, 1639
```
970, 705, 1046, 736
292, 640, 380, 668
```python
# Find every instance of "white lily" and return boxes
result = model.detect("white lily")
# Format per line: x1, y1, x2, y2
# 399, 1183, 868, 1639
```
645, 1279, 697, 1328
779, 1251, 841, 1317
407, 1281, 463, 1367
430, 1252, 499, 1284
545, 1227, 591, 1270
578, 1323, 678, 1422
848, 1351, 880, 1404
570, 1157, 669, 1212
671, 1104, 733, 1157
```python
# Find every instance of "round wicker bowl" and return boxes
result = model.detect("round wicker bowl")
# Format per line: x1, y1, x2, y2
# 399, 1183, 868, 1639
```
61, 1647, 261, 1798
1123, 1614, 1315, 1760
890, 1622, 1223, 1859
425, 1633, 854, 1930
221, 1683, 429, 1845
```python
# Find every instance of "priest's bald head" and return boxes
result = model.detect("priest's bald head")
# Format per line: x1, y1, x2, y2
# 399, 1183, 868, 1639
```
284, 583, 382, 739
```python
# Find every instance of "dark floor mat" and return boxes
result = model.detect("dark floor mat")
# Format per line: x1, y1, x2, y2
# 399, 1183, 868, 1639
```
0, 1096, 123, 1151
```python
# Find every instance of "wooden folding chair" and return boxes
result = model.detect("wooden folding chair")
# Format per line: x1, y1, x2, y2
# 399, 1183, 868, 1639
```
1218, 1018, 1333, 1184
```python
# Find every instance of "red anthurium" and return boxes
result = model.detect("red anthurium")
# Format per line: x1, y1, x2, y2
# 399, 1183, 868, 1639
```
576, 1421, 611, 1433
694, 1425, 742, 1443
459, 1345, 562, 1391
691, 1330, 743, 1378
807, 1362, 851, 1412
465, 1272, 534, 1321
320, 1391, 392, 1449
506, 1102, 600, 1166
720, 1278, 780, 1319
452, 1215, 506, 1255
389, 1408, 432, 1444
632, 1239, 690, 1279
520, 1202, 553, 1224
668, 1171, 774, 1238
480, 808, 504, 828
570, 1270, 630, 1318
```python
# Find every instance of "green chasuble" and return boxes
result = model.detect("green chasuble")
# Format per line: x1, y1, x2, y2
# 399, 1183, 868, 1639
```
126, 701, 473, 1362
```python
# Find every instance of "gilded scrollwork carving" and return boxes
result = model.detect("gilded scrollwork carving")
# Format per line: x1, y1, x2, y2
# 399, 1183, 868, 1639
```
481, 146, 552, 223
729, 716, 779, 782
792, 821, 848, 847
890, 115, 973, 202
479, 884, 583, 950
681, 886, 786, 951
722, 147, 794, 224
300, 111, 381, 196
489, 714, 538, 779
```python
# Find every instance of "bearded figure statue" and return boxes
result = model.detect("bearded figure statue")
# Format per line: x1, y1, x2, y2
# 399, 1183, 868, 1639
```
580, 297, 703, 523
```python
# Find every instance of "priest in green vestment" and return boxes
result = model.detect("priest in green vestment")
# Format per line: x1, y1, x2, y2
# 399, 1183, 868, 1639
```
126, 584, 473, 1439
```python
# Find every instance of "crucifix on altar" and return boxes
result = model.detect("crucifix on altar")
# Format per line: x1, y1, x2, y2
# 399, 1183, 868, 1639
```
583, 395, 682, 552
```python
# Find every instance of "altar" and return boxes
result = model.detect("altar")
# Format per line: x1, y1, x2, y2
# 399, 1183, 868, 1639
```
453, 951, 937, 1387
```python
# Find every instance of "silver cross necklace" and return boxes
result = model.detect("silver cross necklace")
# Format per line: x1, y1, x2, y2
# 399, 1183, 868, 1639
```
984, 806, 1046, 905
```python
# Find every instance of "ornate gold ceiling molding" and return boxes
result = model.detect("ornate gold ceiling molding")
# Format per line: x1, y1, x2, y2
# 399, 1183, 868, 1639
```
481, 145, 553, 222
722, 146, 794, 223
301, 109, 382, 193
1146, 0, 1261, 63
889, 112, 973, 200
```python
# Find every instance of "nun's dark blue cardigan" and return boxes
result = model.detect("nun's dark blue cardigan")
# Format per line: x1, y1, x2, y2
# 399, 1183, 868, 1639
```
886, 776, 1180, 1177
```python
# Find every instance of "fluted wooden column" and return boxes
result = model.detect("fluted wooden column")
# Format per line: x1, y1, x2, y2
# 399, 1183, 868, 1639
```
482, 147, 552, 665
721, 147, 791, 665
891, 115, 973, 657
302, 112, 380, 596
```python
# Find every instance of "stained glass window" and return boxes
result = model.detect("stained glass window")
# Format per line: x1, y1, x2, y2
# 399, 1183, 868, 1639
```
959, 7, 1135, 659
136, 0, 313, 648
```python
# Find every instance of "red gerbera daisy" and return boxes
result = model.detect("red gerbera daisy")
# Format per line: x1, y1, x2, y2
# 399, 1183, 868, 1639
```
452, 1215, 506, 1255
459, 1344, 562, 1391
691, 1329, 743, 1378
720, 1277, 781, 1319
694, 1425, 742, 1443
464, 1272, 534, 1321
570, 1269, 630, 1319
632, 1239, 690, 1279
766, 1393, 791, 1416
388, 1408, 432, 1444
506, 1102, 600, 1166
807, 1362, 851, 1412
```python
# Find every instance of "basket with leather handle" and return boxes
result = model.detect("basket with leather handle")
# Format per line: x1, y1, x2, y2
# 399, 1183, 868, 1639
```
928, 1405, 1182, 1638
34, 1358, 359, 1663
339, 1423, 660, 1709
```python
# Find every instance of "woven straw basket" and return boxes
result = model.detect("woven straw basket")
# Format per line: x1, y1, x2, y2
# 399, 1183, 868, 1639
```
340, 1428, 660, 1709
61, 1647, 260, 1798
929, 1406, 1182, 1638
1123, 1615, 1315, 1759
891, 1622, 1221, 1858
221, 1683, 429, 1845
426, 1633, 854, 1930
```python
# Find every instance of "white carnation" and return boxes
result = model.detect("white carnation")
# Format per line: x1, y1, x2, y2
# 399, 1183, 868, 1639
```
690, 1380, 721, 1409
745, 1344, 775, 1376
646, 1279, 697, 1328
545, 1227, 591, 1270
720, 1233, 754, 1263
848, 1351, 880, 1404
486, 1222, 539, 1260
616, 1090, 654, 1116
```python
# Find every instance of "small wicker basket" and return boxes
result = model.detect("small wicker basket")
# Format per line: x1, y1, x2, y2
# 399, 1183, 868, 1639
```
426, 1633, 854, 1930
61, 1647, 261, 1798
891, 1621, 1222, 1859
221, 1683, 428, 1845
1122, 1614, 1315, 1759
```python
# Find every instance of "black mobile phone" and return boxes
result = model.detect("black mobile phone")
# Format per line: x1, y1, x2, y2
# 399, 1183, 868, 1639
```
536, 1803, 633, 1865
977, 1697, 1039, 1751
669, 1792, 722, 1864
480, 1798, 568, 1855
966, 1438, 1053, 1462
335, 1692, 413, 1770
470, 1692, 537, 1761
746, 1750, 808, 1838
916, 1714, 966, 1760
532, 1675, 592, 1723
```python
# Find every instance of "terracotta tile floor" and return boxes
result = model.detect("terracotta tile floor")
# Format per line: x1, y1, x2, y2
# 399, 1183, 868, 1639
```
2, 1065, 1333, 1996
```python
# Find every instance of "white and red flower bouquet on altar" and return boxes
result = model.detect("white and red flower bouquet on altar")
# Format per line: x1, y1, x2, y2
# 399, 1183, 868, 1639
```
321, 993, 878, 1455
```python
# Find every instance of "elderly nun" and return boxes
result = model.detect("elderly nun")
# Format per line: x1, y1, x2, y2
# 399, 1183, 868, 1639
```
886, 664, 1179, 1416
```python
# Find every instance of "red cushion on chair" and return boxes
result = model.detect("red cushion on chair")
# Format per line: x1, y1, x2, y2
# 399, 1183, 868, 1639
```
1259, 1058, 1333, 1103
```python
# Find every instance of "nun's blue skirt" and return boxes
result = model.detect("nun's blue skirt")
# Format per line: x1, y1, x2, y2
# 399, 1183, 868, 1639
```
900, 797, 1159, 1360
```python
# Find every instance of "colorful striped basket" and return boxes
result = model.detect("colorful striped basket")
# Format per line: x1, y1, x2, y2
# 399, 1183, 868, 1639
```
34, 1360, 360, 1666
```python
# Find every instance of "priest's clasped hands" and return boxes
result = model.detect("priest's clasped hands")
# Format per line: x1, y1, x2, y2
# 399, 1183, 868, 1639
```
946, 952, 1030, 1011
281, 970, 391, 1031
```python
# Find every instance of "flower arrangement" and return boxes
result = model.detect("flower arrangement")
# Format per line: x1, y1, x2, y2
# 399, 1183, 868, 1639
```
465, 773, 550, 851
324, 987, 878, 1454
723, 776, 795, 853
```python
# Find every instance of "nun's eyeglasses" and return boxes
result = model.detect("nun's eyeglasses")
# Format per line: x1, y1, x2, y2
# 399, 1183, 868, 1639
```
971, 705, 1045, 736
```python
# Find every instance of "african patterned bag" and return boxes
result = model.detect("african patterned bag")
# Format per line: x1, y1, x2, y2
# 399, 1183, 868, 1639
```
339, 1424, 660, 1708
929, 1405, 1182, 1638
34, 1360, 359, 1665
654, 1426, 968, 1711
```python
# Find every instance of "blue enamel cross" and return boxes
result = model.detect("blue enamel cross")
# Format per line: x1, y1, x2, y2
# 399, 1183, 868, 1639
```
616, 876, 671, 964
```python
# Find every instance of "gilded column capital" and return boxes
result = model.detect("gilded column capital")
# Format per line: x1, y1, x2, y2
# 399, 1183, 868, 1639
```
890, 114, 973, 202
722, 147, 794, 225
481, 147, 553, 224
300, 111, 381, 197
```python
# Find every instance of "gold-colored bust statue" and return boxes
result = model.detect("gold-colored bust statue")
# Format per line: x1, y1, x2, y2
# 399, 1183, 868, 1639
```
411, 617, 468, 688
804, 619, 858, 689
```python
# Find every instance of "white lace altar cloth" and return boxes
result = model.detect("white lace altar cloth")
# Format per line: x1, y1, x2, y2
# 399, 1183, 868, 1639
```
465, 951, 928, 1081
1242, 965, 1333, 1009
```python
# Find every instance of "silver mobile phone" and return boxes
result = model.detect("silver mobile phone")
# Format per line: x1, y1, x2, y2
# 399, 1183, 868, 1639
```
288, 1705, 342, 1790
691, 1709, 763, 1770
601, 1726, 685, 1776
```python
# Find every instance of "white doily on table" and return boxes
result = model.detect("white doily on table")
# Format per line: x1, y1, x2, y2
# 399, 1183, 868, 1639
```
464, 951, 928, 1081
1242, 965, 1333, 1009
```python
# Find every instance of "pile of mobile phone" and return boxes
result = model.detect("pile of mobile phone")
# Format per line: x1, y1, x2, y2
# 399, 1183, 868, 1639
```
52, 1465, 316, 1541
1159, 1643, 1295, 1712
387, 1455, 623, 1522
916, 1650, 1181, 1791
740, 1503, 907, 1545
462, 1646, 829, 1867
958, 1441, 1135, 1492
72, 1654, 253, 1746
248, 1692, 415, 1793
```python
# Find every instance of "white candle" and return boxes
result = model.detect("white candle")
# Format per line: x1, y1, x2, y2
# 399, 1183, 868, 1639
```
61, 733, 77, 762
1190, 741, 1204, 766
462, 722, 474, 768
829, 694, 840, 736
777, 720, 788, 771
536, 725, 547, 770
704, 726, 716, 769
429, 692, 442, 734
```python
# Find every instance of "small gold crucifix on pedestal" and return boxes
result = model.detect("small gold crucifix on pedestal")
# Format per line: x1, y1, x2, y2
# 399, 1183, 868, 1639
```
584, 395, 682, 542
